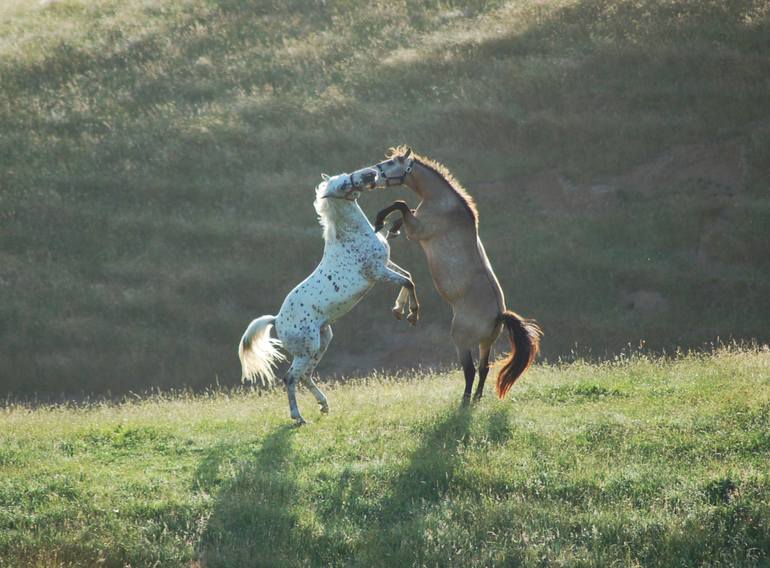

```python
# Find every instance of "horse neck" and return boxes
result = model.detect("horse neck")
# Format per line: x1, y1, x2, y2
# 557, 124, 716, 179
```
407, 161, 478, 229
322, 199, 371, 243
408, 162, 457, 206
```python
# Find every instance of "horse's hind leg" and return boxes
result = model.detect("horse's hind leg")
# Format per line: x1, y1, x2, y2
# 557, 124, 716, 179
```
303, 325, 332, 414
284, 355, 313, 425
452, 310, 494, 404
459, 349, 476, 406
473, 343, 492, 401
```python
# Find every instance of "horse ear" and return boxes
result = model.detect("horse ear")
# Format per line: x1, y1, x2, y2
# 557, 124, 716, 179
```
321, 173, 330, 181
402, 147, 413, 161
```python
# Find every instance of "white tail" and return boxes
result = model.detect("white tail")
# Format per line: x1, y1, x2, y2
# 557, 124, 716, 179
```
238, 315, 285, 386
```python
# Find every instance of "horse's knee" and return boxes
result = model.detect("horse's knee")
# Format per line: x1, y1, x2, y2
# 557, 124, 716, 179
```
392, 200, 409, 212
399, 276, 415, 294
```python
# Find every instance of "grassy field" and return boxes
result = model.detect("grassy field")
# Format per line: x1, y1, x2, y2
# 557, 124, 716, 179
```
2, 0, 769, 395
1, 347, 769, 567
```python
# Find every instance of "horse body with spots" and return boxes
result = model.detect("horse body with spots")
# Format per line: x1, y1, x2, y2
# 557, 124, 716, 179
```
238, 172, 418, 425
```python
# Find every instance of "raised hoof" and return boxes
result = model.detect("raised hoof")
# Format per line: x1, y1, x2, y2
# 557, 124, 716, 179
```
319, 403, 330, 414
392, 307, 405, 320
407, 310, 419, 325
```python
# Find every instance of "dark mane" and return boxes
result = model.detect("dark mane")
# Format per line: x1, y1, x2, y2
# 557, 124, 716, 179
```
387, 146, 478, 226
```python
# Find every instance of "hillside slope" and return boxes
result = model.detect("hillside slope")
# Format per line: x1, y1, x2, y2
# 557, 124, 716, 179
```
0, 349, 768, 566
1, 0, 769, 394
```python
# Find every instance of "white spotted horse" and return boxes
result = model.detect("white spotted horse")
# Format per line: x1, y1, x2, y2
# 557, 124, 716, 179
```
238, 172, 419, 425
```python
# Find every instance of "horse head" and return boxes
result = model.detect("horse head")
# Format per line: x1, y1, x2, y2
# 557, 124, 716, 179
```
350, 146, 415, 190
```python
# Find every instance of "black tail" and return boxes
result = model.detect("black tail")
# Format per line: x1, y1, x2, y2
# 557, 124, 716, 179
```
496, 310, 542, 399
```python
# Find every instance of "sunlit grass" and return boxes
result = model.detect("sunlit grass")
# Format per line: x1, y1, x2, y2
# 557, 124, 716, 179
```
1, 348, 769, 566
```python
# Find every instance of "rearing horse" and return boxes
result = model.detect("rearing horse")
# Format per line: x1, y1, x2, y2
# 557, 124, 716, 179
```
351, 146, 542, 402
238, 172, 419, 425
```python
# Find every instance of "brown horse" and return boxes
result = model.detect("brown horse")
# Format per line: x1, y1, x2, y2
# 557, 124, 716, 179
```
351, 146, 542, 402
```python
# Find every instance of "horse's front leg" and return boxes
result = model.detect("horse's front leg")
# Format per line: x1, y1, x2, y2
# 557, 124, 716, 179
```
373, 202, 404, 232
374, 201, 426, 241
392, 287, 409, 320
387, 261, 420, 324
385, 217, 403, 240
380, 262, 420, 326
386, 261, 410, 320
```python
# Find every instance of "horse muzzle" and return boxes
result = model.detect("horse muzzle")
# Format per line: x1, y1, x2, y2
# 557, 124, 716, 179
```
350, 167, 380, 190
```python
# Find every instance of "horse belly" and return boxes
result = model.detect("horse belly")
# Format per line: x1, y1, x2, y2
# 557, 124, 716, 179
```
323, 284, 372, 323
423, 235, 495, 304
321, 263, 374, 322
277, 272, 371, 328
424, 248, 468, 302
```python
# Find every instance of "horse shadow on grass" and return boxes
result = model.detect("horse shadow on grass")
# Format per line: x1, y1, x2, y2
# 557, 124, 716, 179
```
349, 405, 475, 566
195, 425, 305, 568
196, 406, 475, 567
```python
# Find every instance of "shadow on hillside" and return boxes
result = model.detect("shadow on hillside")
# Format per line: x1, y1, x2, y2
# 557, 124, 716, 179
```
196, 406, 474, 567
6, 0, 769, 398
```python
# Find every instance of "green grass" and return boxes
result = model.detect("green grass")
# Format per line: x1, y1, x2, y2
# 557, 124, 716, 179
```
2, 0, 770, 395
1, 348, 769, 566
